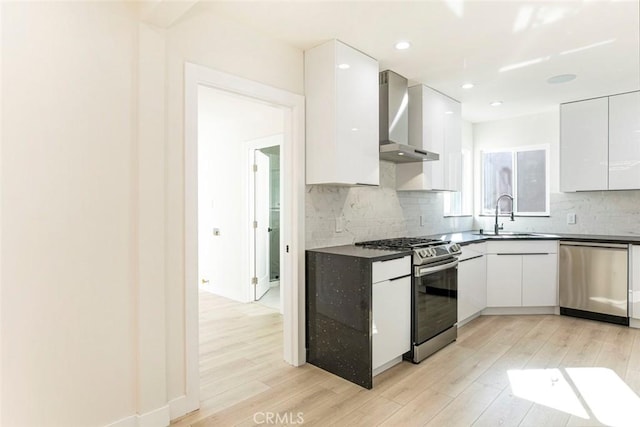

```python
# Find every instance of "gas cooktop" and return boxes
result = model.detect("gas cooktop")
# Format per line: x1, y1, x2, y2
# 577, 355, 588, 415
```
356, 237, 461, 265
355, 237, 447, 250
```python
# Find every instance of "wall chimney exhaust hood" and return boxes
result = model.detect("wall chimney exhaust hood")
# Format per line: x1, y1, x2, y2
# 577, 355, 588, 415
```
379, 70, 439, 163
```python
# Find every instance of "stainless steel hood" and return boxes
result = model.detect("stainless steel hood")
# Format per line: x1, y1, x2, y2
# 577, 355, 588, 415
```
379, 70, 439, 163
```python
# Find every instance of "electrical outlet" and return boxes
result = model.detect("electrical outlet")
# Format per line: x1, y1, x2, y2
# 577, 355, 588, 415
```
213, 228, 221, 236
567, 213, 576, 225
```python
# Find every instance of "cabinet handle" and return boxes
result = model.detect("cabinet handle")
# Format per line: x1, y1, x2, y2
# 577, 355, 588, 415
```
378, 255, 410, 262
496, 252, 549, 256
459, 255, 484, 263
389, 275, 409, 282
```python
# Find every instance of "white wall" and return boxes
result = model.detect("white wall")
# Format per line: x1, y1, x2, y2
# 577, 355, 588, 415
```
164, 6, 303, 407
197, 86, 283, 303
473, 110, 640, 235
1, 1, 303, 425
1, 2, 138, 425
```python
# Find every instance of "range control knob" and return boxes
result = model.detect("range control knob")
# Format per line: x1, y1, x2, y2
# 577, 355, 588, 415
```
419, 249, 428, 258
429, 248, 437, 257
450, 243, 460, 252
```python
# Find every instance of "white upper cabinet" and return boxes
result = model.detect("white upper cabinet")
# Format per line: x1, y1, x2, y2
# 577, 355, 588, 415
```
609, 91, 640, 190
560, 97, 609, 192
305, 40, 379, 186
396, 85, 461, 191
560, 91, 640, 192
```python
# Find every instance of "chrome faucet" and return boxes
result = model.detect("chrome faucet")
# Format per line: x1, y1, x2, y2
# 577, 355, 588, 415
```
494, 194, 515, 234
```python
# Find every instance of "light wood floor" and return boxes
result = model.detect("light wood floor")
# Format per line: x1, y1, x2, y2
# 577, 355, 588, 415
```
172, 291, 640, 426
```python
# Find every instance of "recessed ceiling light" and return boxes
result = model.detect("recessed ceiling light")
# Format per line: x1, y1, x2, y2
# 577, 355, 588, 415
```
490, 101, 503, 107
547, 74, 577, 84
398, 152, 405, 156
461, 83, 474, 89
337, 63, 350, 70
444, 111, 454, 115
394, 41, 411, 50
351, 127, 359, 132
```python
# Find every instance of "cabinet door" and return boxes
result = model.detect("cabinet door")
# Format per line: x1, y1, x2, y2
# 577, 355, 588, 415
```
522, 254, 558, 307
372, 276, 411, 370
631, 245, 640, 320
305, 40, 379, 186
443, 95, 462, 192
400, 85, 461, 191
560, 98, 609, 191
335, 41, 379, 186
458, 255, 486, 323
486, 254, 522, 307
609, 91, 640, 190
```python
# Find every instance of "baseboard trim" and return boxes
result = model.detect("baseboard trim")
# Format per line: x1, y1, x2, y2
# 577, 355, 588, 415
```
139, 406, 170, 427
373, 356, 402, 377
105, 415, 136, 427
169, 395, 199, 421
105, 405, 170, 427
630, 318, 640, 329
458, 311, 482, 327
482, 306, 556, 316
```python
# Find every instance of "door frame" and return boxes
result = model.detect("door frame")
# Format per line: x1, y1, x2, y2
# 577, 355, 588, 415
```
184, 63, 305, 412
246, 135, 283, 305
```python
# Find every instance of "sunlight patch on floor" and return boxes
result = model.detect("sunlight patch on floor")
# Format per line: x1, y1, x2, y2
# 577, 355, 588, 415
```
566, 367, 640, 426
509, 367, 640, 426
508, 368, 589, 419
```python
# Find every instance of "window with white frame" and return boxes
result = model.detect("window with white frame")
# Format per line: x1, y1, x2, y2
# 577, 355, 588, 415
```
444, 148, 472, 216
481, 146, 549, 216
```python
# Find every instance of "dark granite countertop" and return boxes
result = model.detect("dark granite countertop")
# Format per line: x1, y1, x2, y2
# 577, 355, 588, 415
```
306, 245, 412, 261
308, 232, 640, 256
426, 231, 640, 246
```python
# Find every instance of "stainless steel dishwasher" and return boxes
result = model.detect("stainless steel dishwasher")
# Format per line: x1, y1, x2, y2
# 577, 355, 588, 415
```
559, 241, 629, 325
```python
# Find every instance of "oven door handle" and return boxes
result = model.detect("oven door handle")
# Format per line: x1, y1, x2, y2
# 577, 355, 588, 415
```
415, 259, 459, 277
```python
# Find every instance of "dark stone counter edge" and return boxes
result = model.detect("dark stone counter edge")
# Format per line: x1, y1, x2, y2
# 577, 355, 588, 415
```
429, 231, 640, 246
306, 245, 412, 260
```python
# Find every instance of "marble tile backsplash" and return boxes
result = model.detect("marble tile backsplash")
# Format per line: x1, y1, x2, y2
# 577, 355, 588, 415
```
305, 161, 473, 249
306, 161, 640, 249
476, 191, 640, 237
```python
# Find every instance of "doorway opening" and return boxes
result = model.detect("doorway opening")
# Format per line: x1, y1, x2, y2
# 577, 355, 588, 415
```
195, 83, 289, 411
249, 141, 282, 312
184, 63, 305, 415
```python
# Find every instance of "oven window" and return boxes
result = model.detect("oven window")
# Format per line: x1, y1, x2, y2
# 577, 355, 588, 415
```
414, 266, 458, 344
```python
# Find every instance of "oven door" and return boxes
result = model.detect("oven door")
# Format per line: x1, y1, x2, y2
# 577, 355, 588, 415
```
413, 258, 458, 345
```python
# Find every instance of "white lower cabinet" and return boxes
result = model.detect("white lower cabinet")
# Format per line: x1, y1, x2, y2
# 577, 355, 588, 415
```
372, 276, 411, 370
631, 245, 640, 322
371, 255, 411, 372
458, 243, 487, 323
486, 241, 558, 308
487, 254, 522, 307
522, 254, 558, 306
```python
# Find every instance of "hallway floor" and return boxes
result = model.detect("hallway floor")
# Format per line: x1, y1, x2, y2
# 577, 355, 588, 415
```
256, 282, 280, 312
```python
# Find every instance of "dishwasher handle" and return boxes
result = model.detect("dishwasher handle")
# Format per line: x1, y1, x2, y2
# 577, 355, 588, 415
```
559, 241, 628, 250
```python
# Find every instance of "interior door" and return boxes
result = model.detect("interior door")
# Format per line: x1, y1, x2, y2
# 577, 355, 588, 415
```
254, 150, 271, 300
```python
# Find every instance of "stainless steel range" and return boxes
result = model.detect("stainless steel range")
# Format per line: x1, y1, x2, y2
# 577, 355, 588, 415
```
356, 237, 461, 363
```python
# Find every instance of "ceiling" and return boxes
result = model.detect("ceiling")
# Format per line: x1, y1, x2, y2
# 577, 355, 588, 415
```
190, 0, 639, 123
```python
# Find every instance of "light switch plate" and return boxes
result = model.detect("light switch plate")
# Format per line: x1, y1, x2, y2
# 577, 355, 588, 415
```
567, 213, 576, 225
335, 217, 344, 233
